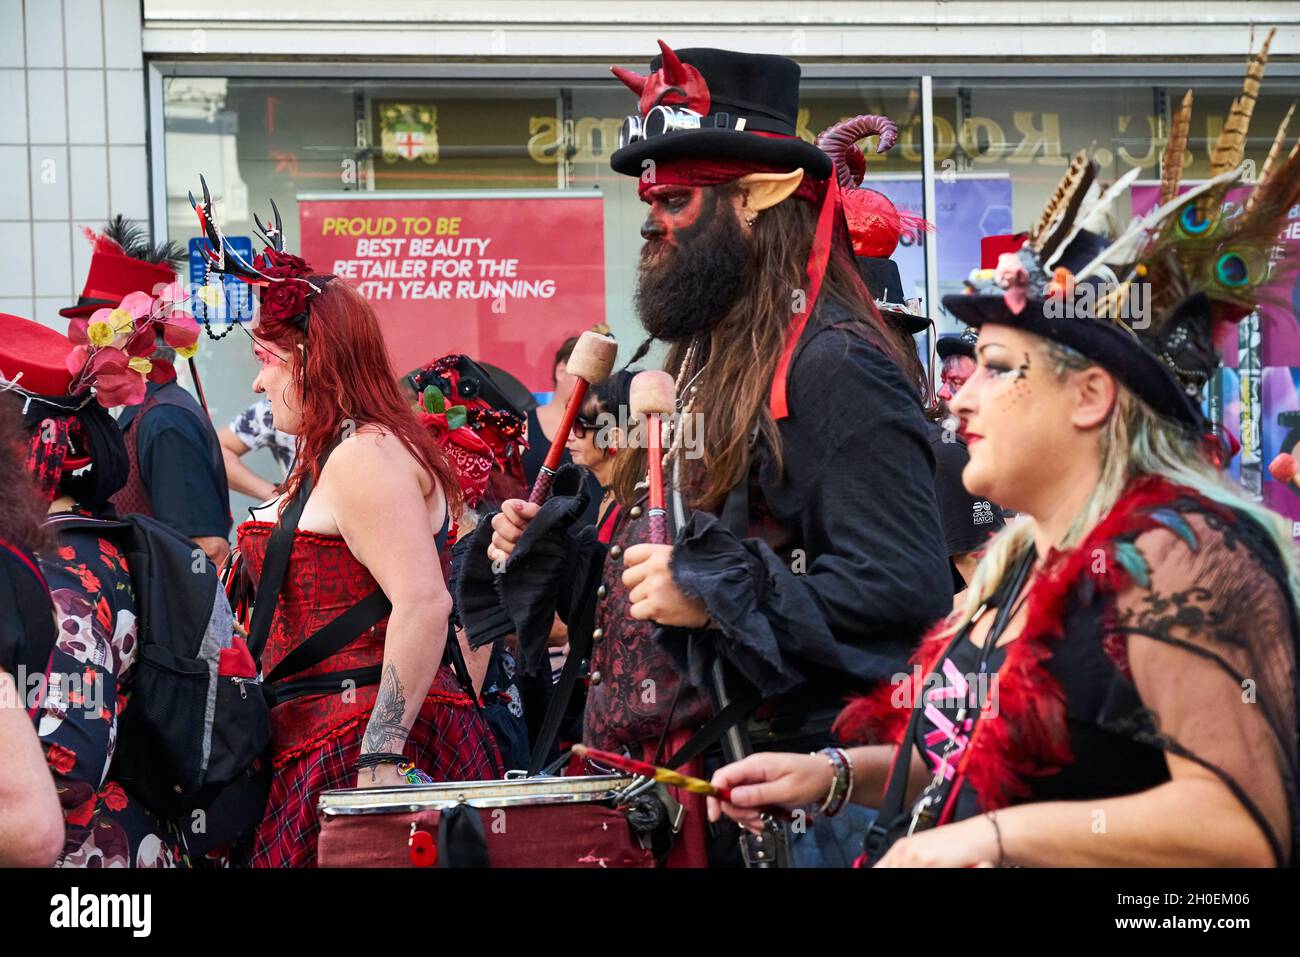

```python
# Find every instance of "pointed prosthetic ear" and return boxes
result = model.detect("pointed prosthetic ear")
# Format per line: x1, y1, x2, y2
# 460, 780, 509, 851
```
736, 169, 805, 211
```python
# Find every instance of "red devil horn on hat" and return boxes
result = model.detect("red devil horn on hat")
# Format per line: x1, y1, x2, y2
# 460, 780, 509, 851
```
657, 39, 688, 85
610, 65, 647, 96
612, 40, 710, 117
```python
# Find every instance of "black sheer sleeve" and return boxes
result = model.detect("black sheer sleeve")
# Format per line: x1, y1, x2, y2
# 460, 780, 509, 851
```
1111, 509, 1299, 865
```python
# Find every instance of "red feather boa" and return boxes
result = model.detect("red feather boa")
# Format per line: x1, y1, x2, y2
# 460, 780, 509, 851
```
833, 475, 1235, 811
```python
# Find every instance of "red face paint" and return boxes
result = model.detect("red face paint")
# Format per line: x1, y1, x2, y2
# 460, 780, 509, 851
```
639, 184, 716, 254
939, 356, 975, 403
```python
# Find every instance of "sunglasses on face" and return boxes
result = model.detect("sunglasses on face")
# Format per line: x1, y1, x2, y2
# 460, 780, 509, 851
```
571, 415, 600, 440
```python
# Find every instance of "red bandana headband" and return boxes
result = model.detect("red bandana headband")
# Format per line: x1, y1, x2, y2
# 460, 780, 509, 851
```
635, 148, 825, 203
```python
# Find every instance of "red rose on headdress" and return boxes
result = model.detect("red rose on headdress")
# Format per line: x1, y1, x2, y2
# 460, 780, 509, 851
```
261, 279, 310, 322
255, 250, 313, 279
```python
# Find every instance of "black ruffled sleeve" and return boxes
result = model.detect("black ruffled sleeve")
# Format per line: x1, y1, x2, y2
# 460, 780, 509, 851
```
666, 321, 952, 699
453, 464, 606, 677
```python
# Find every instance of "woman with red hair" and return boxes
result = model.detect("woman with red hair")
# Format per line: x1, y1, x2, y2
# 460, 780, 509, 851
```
220, 242, 499, 866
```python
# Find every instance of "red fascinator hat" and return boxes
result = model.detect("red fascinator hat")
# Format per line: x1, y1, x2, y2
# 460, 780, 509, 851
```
61, 215, 183, 320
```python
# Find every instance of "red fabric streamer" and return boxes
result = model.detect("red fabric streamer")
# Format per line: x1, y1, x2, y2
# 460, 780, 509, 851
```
769, 175, 840, 420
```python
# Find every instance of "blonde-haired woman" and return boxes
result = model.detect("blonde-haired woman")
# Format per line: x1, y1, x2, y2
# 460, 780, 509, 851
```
708, 139, 1300, 867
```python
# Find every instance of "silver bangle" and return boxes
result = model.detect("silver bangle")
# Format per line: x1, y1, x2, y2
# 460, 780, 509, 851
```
814, 747, 853, 817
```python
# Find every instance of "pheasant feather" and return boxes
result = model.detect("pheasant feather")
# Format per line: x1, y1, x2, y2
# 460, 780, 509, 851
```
1200, 27, 1274, 216
1246, 103, 1295, 213
1159, 89, 1193, 205
1030, 149, 1090, 249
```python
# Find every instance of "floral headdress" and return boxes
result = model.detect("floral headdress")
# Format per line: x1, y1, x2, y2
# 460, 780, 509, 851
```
66, 281, 199, 408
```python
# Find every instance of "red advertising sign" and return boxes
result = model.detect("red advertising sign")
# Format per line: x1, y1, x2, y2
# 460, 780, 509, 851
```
298, 191, 605, 391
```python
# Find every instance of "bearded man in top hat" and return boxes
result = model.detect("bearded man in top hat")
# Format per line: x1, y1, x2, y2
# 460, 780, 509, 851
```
466, 43, 950, 867
64, 217, 231, 568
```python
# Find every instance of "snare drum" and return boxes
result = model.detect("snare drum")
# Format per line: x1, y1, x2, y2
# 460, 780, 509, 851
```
317, 775, 658, 868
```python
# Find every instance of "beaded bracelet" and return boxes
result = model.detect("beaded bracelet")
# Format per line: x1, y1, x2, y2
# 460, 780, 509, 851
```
814, 747, 854, 818
354, 751, 408, 773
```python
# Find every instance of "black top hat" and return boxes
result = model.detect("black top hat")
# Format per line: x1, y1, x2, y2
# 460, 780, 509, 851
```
856, 257, 929, 336
936, 330, 978, 362
609, 44, 832, 180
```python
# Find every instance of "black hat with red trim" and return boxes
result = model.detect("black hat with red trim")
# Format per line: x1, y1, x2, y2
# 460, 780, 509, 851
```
609, 42, 831, 180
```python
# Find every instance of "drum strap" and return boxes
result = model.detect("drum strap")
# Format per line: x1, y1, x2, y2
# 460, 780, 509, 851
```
527, 611, 594, 775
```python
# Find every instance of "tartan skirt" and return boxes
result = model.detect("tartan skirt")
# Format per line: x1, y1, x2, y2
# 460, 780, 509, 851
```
248, 687, 501, 868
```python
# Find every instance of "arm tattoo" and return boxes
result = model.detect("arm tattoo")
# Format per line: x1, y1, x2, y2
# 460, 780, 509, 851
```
360, 664, 409, 754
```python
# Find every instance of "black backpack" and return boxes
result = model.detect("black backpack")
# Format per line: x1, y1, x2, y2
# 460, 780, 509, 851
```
43, 512, 271, 856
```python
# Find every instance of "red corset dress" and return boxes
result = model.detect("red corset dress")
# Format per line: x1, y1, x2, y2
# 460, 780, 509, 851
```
238, 521, 500, 868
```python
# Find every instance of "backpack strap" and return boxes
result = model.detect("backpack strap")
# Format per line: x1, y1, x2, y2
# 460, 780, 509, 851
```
263, 589, 392, 686
244, 479, 312, 667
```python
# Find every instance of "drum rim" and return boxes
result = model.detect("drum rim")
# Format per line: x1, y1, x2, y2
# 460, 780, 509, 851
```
317, 774, 639, 815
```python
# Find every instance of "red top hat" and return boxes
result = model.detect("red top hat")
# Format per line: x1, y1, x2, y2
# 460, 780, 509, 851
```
979, 233, 1029, 270
0, 313, 75, 395
61, 249, 178, 319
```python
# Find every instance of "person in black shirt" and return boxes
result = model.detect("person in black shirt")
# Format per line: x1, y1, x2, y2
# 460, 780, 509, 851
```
521, 336, 579, 486
466, 53, 949, 867
932, 332, 1006, 589
62, 216, 231, 568
927, 422, 1004, 592
112, 342, 232, 569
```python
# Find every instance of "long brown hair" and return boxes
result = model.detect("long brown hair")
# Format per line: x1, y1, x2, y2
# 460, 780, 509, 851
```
613, 182, 924, 510
257, 279, 463, 519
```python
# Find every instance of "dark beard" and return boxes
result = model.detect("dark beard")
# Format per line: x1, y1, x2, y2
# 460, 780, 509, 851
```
634, 195, 747, 343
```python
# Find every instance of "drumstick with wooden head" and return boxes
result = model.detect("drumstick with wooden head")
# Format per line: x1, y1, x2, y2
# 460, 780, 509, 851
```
629, 370, 676, 546
529, 330, 619, 504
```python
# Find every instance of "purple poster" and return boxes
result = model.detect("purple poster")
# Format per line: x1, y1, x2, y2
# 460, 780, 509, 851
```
871, 175, 1014, 312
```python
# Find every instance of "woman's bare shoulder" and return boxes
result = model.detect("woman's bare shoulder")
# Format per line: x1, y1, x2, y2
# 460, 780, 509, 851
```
328, 425, 414, 467
324, 425, 437, 500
